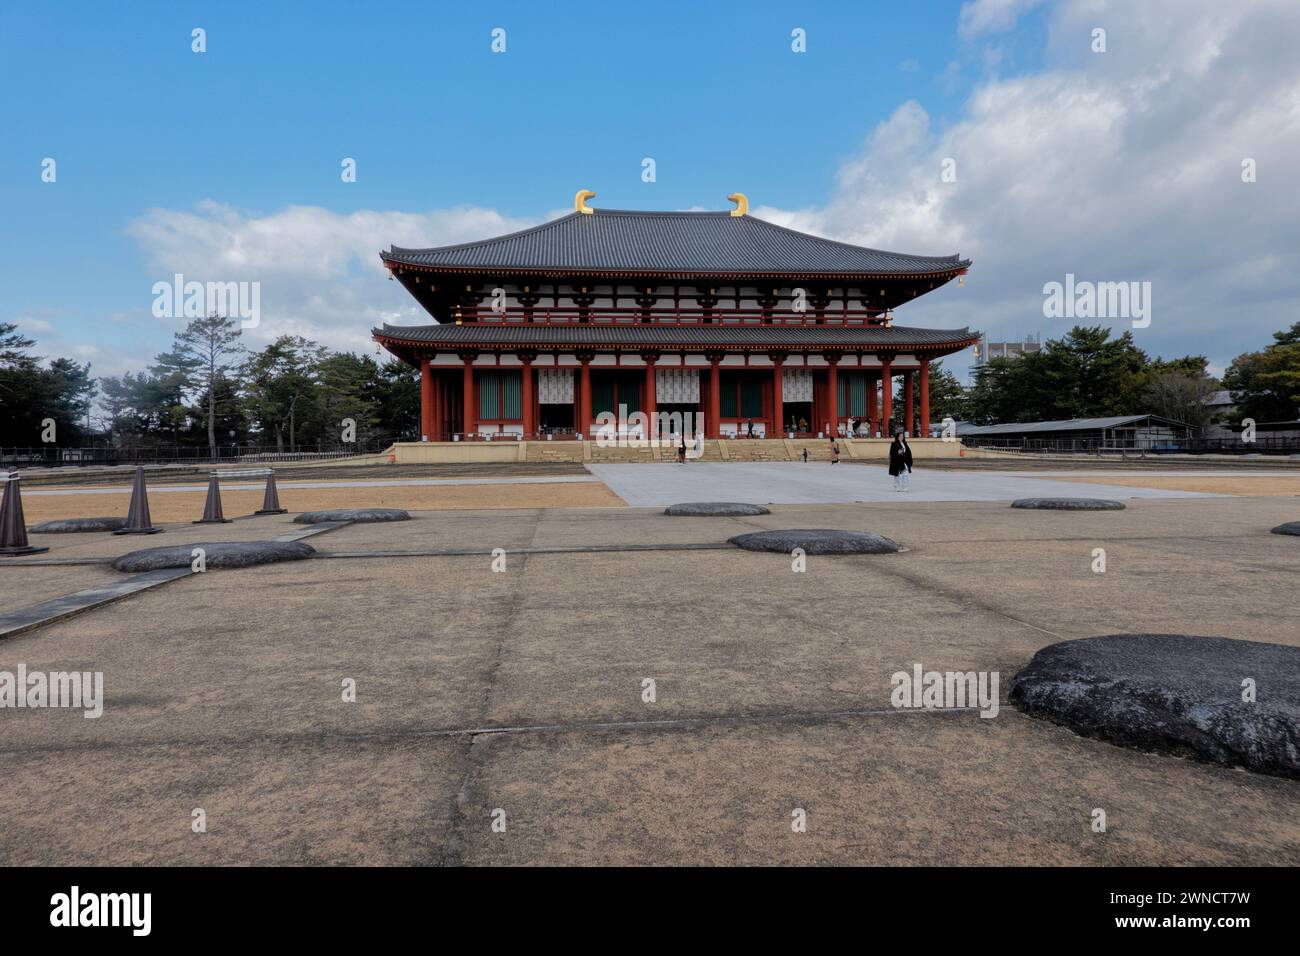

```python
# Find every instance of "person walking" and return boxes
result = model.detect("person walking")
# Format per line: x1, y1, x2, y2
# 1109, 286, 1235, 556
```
830, 436, 840, 464
888, 432, 913, 491
677, 435, 687, 464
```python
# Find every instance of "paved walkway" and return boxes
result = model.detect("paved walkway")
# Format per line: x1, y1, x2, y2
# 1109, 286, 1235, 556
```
588, 462, 1223, 507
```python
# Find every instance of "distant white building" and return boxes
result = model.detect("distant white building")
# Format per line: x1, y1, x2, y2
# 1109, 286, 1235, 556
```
971, 333, 1041, 368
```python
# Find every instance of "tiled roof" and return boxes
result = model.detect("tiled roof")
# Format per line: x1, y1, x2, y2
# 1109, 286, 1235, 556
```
382, 209, 970, 277
958, 415, 1190, 435
374, 323, 978, 349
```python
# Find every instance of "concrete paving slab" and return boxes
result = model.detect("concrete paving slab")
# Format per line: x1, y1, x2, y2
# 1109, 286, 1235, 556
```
589, 462, 1222, 507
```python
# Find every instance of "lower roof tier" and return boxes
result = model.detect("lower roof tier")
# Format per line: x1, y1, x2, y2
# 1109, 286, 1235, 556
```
374, 322, 979, 359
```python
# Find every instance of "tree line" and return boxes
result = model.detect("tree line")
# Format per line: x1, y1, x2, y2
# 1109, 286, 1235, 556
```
922, 323, 1300, 429
3, 318, 1297, 447
1, 315, 419, 449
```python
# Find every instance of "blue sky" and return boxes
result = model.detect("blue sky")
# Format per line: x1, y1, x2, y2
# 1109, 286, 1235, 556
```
4, 0, 1296, 385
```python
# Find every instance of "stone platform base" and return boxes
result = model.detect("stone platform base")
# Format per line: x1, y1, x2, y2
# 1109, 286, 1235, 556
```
387, 437, 963, 465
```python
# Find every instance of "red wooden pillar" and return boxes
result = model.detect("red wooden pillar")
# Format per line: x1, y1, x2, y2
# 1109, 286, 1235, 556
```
826, 356, 839, 435
462, 356, 476, 437
434, 369, 444, 442
919, 359, 931, 437
521, 357, 534, 437
571, 364, 580, 435
770, 355, 784, 438
420, 357, 434, 441
643, 356, 657, 438
880, 356, 893, 437
579, 357, 592, 438
867, 370, 879, 435
707, 357, 721, 438
904, 369, 915, 437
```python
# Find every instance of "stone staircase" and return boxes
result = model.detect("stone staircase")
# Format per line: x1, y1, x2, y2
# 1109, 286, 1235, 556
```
716, 439, 797, 462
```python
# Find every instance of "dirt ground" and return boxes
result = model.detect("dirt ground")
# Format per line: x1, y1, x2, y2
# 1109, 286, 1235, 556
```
1039, 474, 1300, 496
1, 494, 1297, 866
17, 462, 1300, 525
18, 480, 625, 523
17, 460, 591, 487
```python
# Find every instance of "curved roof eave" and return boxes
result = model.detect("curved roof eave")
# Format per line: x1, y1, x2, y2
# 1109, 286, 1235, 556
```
378, 208, 970, 278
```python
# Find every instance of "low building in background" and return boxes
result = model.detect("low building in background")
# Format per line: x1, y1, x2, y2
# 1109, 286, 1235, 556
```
959, 414, 1192, 452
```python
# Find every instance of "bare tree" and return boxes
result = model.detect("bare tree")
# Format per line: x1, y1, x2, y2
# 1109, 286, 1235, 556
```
1145, 370, 1218, 432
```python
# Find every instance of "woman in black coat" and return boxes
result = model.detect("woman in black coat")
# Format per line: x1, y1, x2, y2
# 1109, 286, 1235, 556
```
888, 433, 913, 492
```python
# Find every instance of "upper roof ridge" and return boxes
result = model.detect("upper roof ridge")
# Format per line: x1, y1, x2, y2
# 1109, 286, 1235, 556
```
383, 206, 970, 276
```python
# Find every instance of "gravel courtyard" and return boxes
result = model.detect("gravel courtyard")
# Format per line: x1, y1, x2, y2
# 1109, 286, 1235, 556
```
1, 475, 1298, 865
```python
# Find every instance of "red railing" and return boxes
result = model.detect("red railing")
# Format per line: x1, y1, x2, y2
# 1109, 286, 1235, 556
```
446, 305, 893, 326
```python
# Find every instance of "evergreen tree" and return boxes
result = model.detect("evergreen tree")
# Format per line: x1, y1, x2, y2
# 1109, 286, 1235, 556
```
374, 359, 420, 442
243, 336, 329, 449
1222, 322, 1300, 423
966, 326, 1148, 423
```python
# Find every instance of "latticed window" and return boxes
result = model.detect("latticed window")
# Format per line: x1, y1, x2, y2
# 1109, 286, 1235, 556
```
478, 370, 522, 420
590, 372, 642, 416
719, 372, 763, 418
837, 372, 869, 417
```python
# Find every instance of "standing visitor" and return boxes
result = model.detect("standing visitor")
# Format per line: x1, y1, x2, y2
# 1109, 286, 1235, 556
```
677, 436, 687, 464
888, 432, 913, 491
830, 437, 840, 464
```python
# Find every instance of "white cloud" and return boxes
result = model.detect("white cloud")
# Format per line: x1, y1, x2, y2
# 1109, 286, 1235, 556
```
959, 0, 1045, 39
763, 0, 1300, 377
127, 202, 536, 354
6, 311, 147, 379
118, 0, 1300, 383
17, 317, 57, 336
